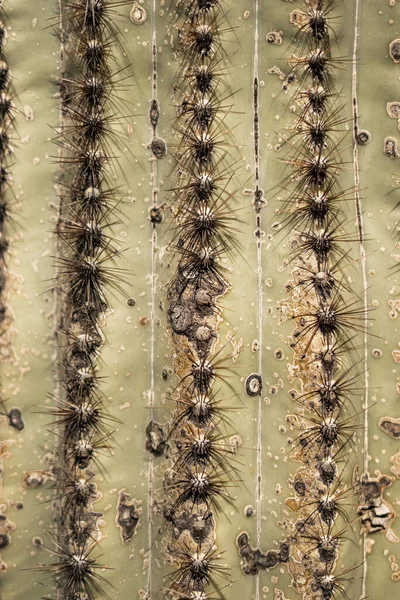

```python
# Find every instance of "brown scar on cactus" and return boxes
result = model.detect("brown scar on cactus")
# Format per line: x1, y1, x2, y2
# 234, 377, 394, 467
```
0, 440, 15, 571
389, 39, 400, 63
266, 30, 283, 46
379, 416, 400, 439
383, 136, 399, 159
354, 467, 396, 536
116, 489, 142, 544
0, 401, 24, 431
145, 420, 168, 457
23, 470, 51, 488
0, 510, 16, 570
386, 101, 400, 119
236, 531, 289, 575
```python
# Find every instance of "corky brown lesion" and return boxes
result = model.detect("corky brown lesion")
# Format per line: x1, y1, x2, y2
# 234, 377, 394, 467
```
236, 532, 289, 575
162, 0, 241, 596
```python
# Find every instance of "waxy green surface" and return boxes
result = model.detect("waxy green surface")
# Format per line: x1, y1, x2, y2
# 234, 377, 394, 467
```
0, 1, 399, 599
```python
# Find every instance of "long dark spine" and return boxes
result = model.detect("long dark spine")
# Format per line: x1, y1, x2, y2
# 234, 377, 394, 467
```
163, 0, 240, 597
279, 3, 363, 598
38, 2, 132, 598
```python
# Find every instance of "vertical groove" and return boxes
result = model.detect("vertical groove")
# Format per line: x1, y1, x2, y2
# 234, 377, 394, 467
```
146, 0, 159, 596
252, 1, 263, 599
351, 0, 369, 597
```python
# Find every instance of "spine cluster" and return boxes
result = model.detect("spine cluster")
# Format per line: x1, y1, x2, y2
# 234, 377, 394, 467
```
280, 3, 363, 598
164, 0, 239, 597
40, 2, 130, 598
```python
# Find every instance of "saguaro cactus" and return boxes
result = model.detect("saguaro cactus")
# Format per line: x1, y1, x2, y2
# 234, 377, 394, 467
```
0, 1, 400, 600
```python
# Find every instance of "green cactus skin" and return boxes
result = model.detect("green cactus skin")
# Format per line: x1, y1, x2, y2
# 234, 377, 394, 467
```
0, 1, 399, 600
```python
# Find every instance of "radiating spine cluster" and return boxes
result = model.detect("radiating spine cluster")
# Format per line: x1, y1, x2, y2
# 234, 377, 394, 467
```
280, 2, 364, 598
164, 0, 239, 597
38, 2, 131, 598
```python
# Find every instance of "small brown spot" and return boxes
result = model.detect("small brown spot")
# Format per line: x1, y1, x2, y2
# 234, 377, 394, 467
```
266, 30, 283, 46
23, 471, 47, 488
389, 39, 400, 63
293, 480, 306, 496
387, 101, 400, 119
356, 130, 371, 146
139, 316, 149, 326
130, 2, 147, 25
379, 416, 400, 439
383, 136, 399, 158
149, 99, 159, 128
149, 206, 163, 225
150, 137, 167, 159
245, 373, 262, 397
145, 420, 167, 456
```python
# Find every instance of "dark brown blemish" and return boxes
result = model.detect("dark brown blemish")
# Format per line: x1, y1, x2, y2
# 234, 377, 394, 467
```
8, 407, 24, 431
383, 136, 399, 159
389, 39, 400, 63
245, 373, 262, 397
164, 508, 213, 545
149, 206, 163, 225
266, 31, 282, 46
319, 459, 337, 486
253, 186, 265, 213
162, 367, 171, 381
379, 416, 400, 439
236, 531, 289, 575
32, 536, 43, 548
253, 77, 259, 180
387, 101, 400, 119
149, 99, 160, 129
23, 471, 47, 488
356, 130, 371, 146
354, 468, 395, 534
150, 137, 167, 159
116, 490, 141, 544
145, 420, 167, 457
293, 480, 306, 496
